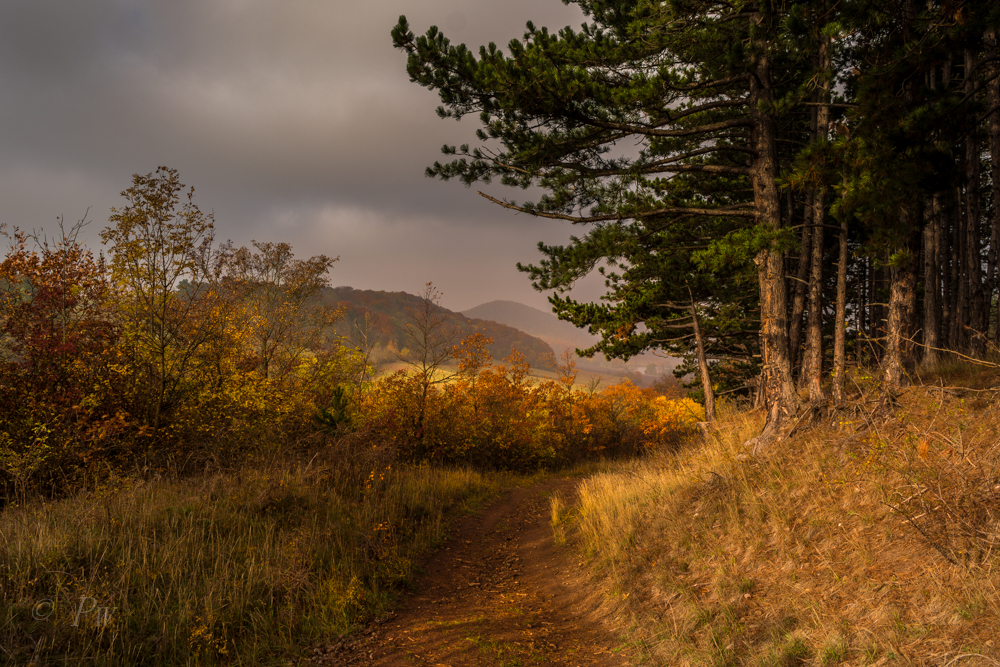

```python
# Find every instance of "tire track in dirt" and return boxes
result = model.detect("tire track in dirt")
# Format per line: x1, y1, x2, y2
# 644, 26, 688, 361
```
310, 477, 636, 667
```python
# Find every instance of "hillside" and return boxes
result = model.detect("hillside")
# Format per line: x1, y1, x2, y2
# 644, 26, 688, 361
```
463, 299, 678, 380
323, 288, 556, 370
462, 300, 600, 354
552, 363, 1000, 665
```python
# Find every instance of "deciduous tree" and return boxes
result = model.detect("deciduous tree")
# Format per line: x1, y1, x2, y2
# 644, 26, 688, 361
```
101, 167, 222, 431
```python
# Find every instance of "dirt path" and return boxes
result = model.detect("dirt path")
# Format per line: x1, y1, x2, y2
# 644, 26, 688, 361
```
309, 477, 636, 667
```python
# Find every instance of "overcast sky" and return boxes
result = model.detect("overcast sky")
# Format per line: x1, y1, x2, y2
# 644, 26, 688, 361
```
0, 0, 606, 313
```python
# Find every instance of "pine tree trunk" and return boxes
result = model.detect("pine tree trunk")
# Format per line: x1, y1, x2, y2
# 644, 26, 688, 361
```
789, 201, 813, 375
804, 40, 830, 403
804, 190, 826, 401
749, 53, 801, 449
986, 28, 1000, 341
883, 0, 922, 386
952, 192, 964, 349
832, 216, 848, 403
689, 289, 715, 423
876, 259, 889, 361
885, 213, 922, 390
922, 195, 941, 366
941, 213, 951, 348
866, 258, 876, 365
857, 257, 868, 368
965, 49, 985, 353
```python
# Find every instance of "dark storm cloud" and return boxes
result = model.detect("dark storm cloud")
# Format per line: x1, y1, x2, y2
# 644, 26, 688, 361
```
0, 0, 596, 311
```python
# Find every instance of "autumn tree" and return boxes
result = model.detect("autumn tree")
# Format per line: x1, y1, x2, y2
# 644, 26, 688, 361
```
100, 167, 224, 432
399, 282, 461, 445
228, 240, 339, 379
0, 218, 118, 493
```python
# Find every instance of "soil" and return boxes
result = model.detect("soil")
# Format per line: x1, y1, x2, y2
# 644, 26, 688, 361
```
307, 477, 637, 667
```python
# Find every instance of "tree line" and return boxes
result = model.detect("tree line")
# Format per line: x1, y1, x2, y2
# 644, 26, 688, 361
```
0, 168, 700, 497
393, 0, 1000, 445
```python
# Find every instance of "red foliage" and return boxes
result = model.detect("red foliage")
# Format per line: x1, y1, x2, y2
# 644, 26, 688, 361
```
0, 223, 125, 491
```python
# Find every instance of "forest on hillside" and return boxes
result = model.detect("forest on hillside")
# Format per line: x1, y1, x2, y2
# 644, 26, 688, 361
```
395, 0, 1000, 441
325, 286, 557, 370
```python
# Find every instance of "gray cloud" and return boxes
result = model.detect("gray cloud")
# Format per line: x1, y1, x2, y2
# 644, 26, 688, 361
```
0, 0, 592, 311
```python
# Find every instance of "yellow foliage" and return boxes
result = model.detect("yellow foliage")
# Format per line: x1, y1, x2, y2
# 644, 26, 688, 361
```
359, 357, 699, 470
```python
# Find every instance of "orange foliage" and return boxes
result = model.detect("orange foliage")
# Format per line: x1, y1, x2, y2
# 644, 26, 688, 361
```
0, 221, 127, 493
354, 335, 698, 471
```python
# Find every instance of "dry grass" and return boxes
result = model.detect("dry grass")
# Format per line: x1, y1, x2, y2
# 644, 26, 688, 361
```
556, 381, 1000, 666
0, 456, 510, 666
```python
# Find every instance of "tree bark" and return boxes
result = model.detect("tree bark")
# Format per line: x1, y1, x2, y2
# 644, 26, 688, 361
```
965, 48, 985, 353
749, 52, 801, 448
689, 287, 715, 423
986, 28, 1000, 341
866, 257, 876, 365
832, 215, 848, 403
884, 211, 922, 390
884, 3, 924, 386
952, 190, 964, 349
789, 200, 813, 375
922, 195, 941, 367
803, 38, 831, 403
941, 216, 951, 349
857, 256, 869, 368
803, 190, 826, 401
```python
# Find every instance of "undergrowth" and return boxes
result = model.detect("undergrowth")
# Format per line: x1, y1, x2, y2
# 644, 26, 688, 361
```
556, 366, 1000, 666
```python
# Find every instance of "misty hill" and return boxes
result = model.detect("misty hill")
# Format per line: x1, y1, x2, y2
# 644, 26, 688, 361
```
322, 288, 556, 370
462, 300, 679, 380
462, 300, 601, 355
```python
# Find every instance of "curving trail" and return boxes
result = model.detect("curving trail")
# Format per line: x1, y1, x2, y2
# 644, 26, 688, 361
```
310, 478, 636, 667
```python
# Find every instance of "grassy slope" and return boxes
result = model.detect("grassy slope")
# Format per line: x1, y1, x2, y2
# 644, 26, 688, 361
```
376, 359, 632, 392
0, 453, 524, 666
557, 365, 1000, 666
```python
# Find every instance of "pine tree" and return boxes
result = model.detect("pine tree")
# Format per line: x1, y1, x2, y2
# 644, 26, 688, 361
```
393, 0, 829, 446
395, 0, 1000, 437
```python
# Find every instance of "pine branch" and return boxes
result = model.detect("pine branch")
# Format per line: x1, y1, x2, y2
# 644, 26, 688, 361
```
477, 192, 757, 223
573, 116, 753, 139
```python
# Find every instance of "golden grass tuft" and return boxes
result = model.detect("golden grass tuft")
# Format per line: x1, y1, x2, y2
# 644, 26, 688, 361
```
561, 386, 1000, 666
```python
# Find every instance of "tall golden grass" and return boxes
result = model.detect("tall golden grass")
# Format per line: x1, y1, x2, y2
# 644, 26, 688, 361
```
0, 458, 508, 665
558, 378, 1000, 666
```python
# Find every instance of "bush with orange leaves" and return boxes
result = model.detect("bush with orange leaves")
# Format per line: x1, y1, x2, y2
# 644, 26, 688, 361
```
578, 381, 702, 458
0, 221, 130, 497
354, 335, 700, 471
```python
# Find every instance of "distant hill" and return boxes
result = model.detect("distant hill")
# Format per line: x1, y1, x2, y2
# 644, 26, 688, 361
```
322, 288, 556, 370
462, 300, 601, 355
462, 300, 679, 380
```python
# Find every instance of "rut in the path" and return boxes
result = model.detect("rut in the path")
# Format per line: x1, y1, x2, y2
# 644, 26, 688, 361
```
310, 478, 637, 667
